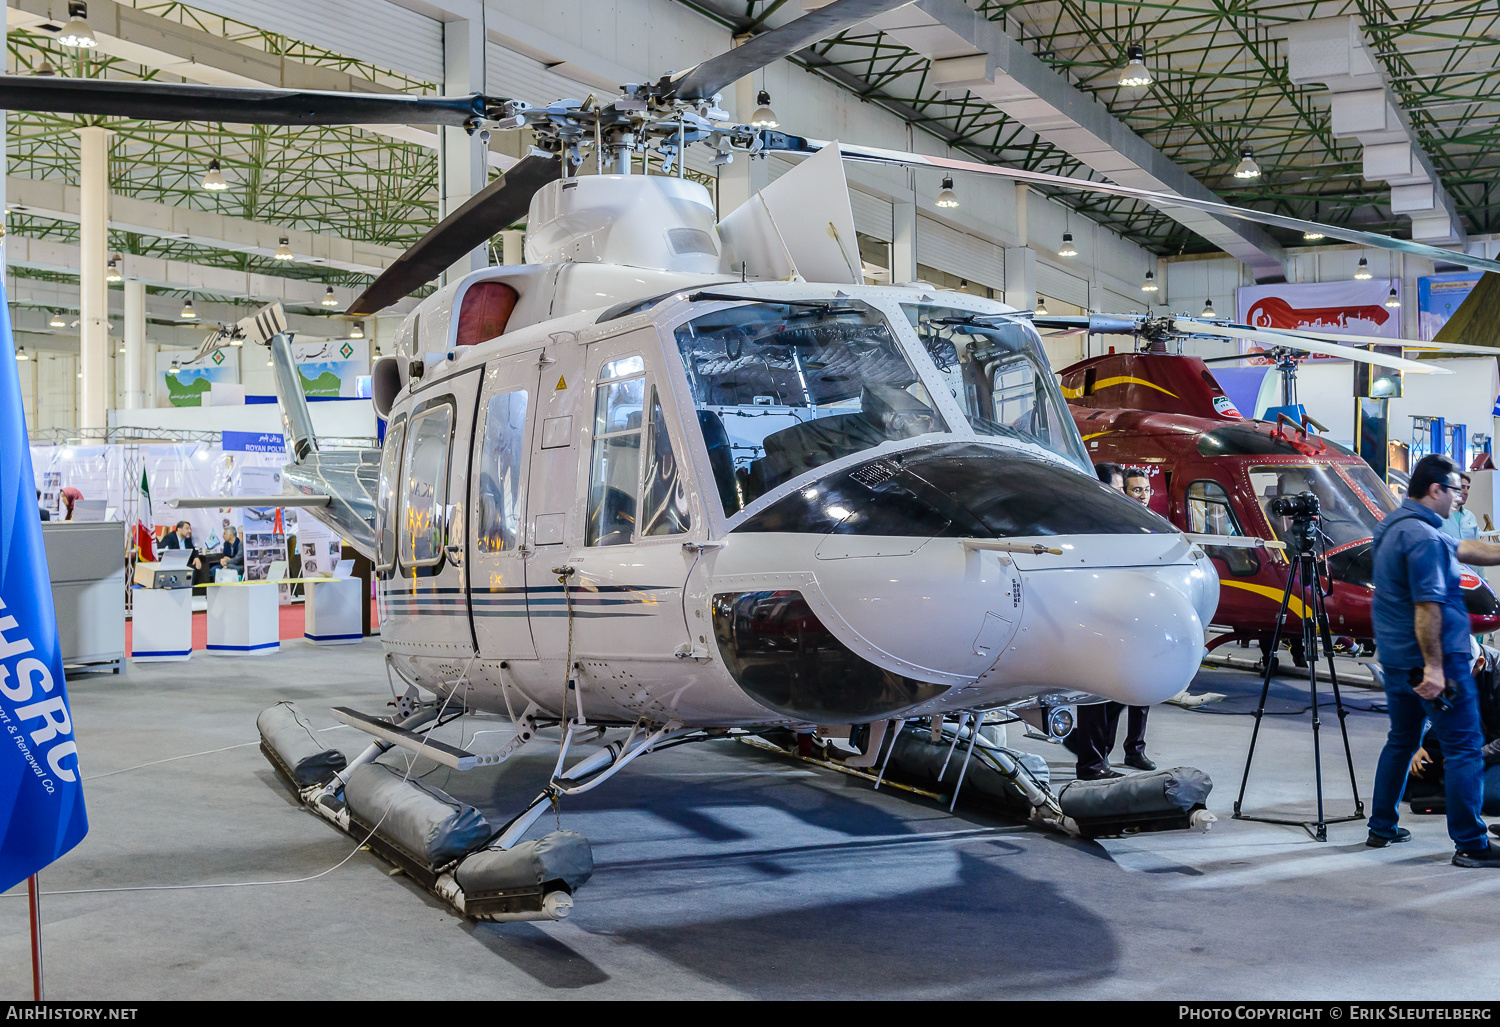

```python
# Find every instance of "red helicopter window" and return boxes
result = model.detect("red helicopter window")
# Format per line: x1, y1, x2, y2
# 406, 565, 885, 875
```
456, 282, 519, 347
1186, 480, 1259, 577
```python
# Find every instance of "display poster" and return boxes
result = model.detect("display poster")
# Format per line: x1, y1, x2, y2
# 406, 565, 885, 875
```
156, 347, 240, 407
1235, 279, 1402, 364
291, 338, 369, 398
295, 516, 341, 578
1418, 272, 1482, 341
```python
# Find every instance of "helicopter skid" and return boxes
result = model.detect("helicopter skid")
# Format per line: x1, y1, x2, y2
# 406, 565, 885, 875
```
259, 701, 592, 924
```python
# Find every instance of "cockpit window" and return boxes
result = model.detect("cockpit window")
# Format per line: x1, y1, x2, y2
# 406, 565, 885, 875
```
673, 300, 946, 515
901, 305, 1090, 472
1249, 462, 1399, 551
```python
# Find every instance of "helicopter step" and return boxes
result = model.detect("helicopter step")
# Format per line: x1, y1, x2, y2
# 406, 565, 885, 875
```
330, 703, 541, 771
258, 701, 591, 923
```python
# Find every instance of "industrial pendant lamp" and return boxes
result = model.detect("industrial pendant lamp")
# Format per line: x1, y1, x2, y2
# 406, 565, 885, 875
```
1385, 286, 1401, 309
750, 90, 779, 129
58, 2, 97, 48
48, 310, 65, 328
274, 237, 294, 261
321, 286, 339, 308
15, 346, 28, 362
1232, 147, 1261, 179
350, 320, 365, 339
1303, 229, 1324, 241
201, 159, 228, 191
1141, 269, 1158, 293
935, 176, 960, 208
1058, 232, 1078, 257
1202, 298, 1217, 318
168, 360, 179, 375
105, 256, 122, 282
1355, 257, 1372, 280
1119, 43, 1153, 88
180, 299, 197, 319
33, 60, 57, 77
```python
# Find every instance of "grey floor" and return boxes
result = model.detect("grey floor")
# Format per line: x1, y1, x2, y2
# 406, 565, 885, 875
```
4, 640, 1496, 1000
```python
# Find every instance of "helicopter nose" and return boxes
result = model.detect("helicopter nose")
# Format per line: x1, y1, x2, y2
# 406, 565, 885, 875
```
997, 567, 1207, 706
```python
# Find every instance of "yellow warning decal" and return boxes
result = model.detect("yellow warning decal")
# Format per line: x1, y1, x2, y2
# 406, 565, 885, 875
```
556, 375, 567, 390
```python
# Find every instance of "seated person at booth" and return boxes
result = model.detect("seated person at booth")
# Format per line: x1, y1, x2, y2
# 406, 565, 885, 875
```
219, 526, 244, 574
1406, 642, 1500, 815
160, 520, 202, 567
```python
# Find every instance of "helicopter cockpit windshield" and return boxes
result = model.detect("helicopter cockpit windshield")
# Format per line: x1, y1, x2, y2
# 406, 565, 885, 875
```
673, 299, 948, 514
1250, 461, 1399, 550
901, 305, 1091, 473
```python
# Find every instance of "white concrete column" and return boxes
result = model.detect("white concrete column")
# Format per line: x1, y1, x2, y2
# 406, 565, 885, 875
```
500, 230, 524, 265
439, 11, 488, 282
1015, 183, 1030, 247
78, 126, 111, 430
1004, 246, 1037, 311
891, 200, 917, 284
123, 279, 145, 409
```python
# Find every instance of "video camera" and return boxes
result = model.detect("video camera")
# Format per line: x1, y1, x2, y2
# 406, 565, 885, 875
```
1268, 490, 1322, 554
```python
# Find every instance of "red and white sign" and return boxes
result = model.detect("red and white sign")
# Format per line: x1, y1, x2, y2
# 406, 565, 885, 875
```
1235, 279, 1400, 363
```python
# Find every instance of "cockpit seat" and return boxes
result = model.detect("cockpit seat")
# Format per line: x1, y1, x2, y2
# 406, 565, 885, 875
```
698, 410, 741, 514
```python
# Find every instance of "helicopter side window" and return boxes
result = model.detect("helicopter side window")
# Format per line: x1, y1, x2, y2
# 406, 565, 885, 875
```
673, 300, 945, 517
640, 386, 691, 537
900, 304, 1091, 472
375, 417, 406, 572
475, 390, 528, 553
1186, 480, 1258, 576
399, 403, 454, 568
586, 364, 645, 547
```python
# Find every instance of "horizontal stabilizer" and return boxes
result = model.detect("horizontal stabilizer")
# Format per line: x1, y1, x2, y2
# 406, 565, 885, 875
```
167, 495, 331, 509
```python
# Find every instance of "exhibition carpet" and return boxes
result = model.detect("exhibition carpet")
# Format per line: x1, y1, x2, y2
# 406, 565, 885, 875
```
124, 598, 379, 651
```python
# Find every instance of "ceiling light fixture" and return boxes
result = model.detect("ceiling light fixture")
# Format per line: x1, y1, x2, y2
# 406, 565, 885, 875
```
1141, 269, 1158, 293
935, 176, 960, 209
57, 2, 97, 48
1058, 232, 1077, 257
321, 286, 339, 308
750, 89, 779, 129
168, 360, 179, 375
201, 159, 228, 191
1303, 229, 1325, 241
1355, 257, 1372, 280
1202, 299, 1217, 318
350, 320, 365, 339
274, 237, 294, 260
33, 60, 57, 77
105, 256, 122, 282
1232, 147, 1261, 179
180, 299, 197, 319
1385, 286, 1401, 309
48, 311, 65, 328
1119, 42, 1153, 88
1035, 296, 1050, 316
16, 346, 28, 362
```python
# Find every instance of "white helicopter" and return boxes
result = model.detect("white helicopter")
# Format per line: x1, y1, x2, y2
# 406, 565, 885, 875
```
13, 0, 1498, 923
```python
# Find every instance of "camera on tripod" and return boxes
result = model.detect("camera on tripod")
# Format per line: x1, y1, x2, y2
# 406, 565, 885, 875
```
1268, 490, 1321, 553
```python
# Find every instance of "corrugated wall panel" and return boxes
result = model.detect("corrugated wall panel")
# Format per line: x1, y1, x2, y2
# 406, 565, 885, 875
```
187, 0, 443, 81
850, 189, 891, 242
917, 216, 1003, 292
1036, 261, 1090, 307
487, 44, 597, 107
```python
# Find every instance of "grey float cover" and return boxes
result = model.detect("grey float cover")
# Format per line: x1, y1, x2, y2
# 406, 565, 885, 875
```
257, 701, 347, 788
457, 831, 594, 896
1058, 767, 1212, 821
885, 729, 1049, 815
344, 762, 491, 869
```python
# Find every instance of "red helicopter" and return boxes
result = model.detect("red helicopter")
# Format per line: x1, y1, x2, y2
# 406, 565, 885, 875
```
1046, 323, 1500, 664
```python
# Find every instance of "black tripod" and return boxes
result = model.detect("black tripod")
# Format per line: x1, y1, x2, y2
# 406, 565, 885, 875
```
1233, 531, 1365, 841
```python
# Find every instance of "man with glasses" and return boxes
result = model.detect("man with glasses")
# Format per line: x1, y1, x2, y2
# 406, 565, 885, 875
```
1440, 472, 1479, 543
1124, 468, 1152, 506
1369, 454, 1500, 865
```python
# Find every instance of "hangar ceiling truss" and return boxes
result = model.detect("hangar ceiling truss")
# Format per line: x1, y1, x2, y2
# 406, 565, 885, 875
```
687, 0, 1500, 255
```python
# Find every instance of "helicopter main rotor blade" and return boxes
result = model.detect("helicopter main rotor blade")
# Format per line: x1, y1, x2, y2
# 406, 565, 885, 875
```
666, 0, 915, 101
1249, 326, 1500, 357
347, 153, 561, 316
1183, 323, 1447, 374
0, 76, 504, 126
761, 135, 1500, 277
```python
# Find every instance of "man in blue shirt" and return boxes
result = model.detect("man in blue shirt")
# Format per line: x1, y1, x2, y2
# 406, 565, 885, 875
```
1370, 454, 1500, 865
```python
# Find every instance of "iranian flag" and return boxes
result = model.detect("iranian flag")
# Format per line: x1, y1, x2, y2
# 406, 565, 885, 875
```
135, 467, 155, 562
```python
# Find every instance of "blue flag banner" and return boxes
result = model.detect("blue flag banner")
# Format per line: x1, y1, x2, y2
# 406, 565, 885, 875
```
0, 279, 87, 892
